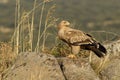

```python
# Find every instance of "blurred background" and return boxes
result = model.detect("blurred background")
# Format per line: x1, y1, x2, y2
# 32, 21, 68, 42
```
0, 0, 120, 78
0, 0, 120, 44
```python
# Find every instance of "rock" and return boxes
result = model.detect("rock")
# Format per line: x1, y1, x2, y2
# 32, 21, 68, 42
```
57, 57, 101, 80
104, 39, 120, 58
100, 58, 120, 80
2, 52, 65, 80
89, 52, 110, 74
90, 39, 120, 73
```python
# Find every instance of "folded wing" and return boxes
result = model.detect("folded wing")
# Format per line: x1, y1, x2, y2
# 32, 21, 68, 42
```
61, 28, 107, 57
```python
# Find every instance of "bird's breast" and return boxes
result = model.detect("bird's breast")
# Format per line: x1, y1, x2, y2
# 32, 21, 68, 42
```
58, 29, 65, 39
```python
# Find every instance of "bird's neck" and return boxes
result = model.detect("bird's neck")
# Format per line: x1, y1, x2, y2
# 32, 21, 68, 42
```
58, 26, 67, 39
58, 25, 66, 30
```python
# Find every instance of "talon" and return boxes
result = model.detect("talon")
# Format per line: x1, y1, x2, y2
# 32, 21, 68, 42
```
67, 54, 77, 59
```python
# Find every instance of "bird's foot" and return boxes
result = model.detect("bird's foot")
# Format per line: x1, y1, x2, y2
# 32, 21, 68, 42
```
67, 54, 77, 59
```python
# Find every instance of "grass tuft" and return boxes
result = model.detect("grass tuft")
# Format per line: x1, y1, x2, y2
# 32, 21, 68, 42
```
0, 42, 16, 73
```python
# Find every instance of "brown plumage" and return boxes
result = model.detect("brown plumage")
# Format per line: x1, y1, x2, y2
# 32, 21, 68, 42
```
57, 20, 107, 58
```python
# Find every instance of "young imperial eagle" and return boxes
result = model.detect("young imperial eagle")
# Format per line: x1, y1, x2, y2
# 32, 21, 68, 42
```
57, 20, 107, 58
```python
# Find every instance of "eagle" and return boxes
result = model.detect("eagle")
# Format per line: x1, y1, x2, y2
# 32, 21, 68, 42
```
57, 20, 107, 58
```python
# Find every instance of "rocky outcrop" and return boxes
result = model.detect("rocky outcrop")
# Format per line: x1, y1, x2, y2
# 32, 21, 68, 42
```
100, 58, 120, 80
2, 52, 100, 80
57, 58, 101, 80
89, 39, 120, 80
104, 39, 120, 58
2, 39, 120, 80
2, 52, 65, 80
89, 39, 120, 72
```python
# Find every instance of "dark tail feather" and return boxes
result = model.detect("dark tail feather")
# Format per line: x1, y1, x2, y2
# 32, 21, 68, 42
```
98, 43, 107, 54
91, 47, 104, 57
81, 43, 107, 58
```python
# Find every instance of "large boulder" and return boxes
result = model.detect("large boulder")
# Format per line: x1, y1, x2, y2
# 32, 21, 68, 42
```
57, 57, 101, 80
2, 52, 65, 80
100, 58, 120, 80
90, 39, 120, 73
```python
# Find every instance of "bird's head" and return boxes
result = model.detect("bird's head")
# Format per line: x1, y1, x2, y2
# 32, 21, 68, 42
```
58, 20, 70, 29
60, 20, 70, 26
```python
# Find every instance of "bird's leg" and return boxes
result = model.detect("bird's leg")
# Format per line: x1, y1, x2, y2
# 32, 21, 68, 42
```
67, 46, 80, 59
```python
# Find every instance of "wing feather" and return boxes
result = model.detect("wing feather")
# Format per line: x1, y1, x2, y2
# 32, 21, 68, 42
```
63, 29, 94, 45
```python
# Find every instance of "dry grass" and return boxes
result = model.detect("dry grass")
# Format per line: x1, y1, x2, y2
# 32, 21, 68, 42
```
0, 0, 57, 78
51, 43, 71, 57
0, 42, 16, 73
10, 0, 57, 53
